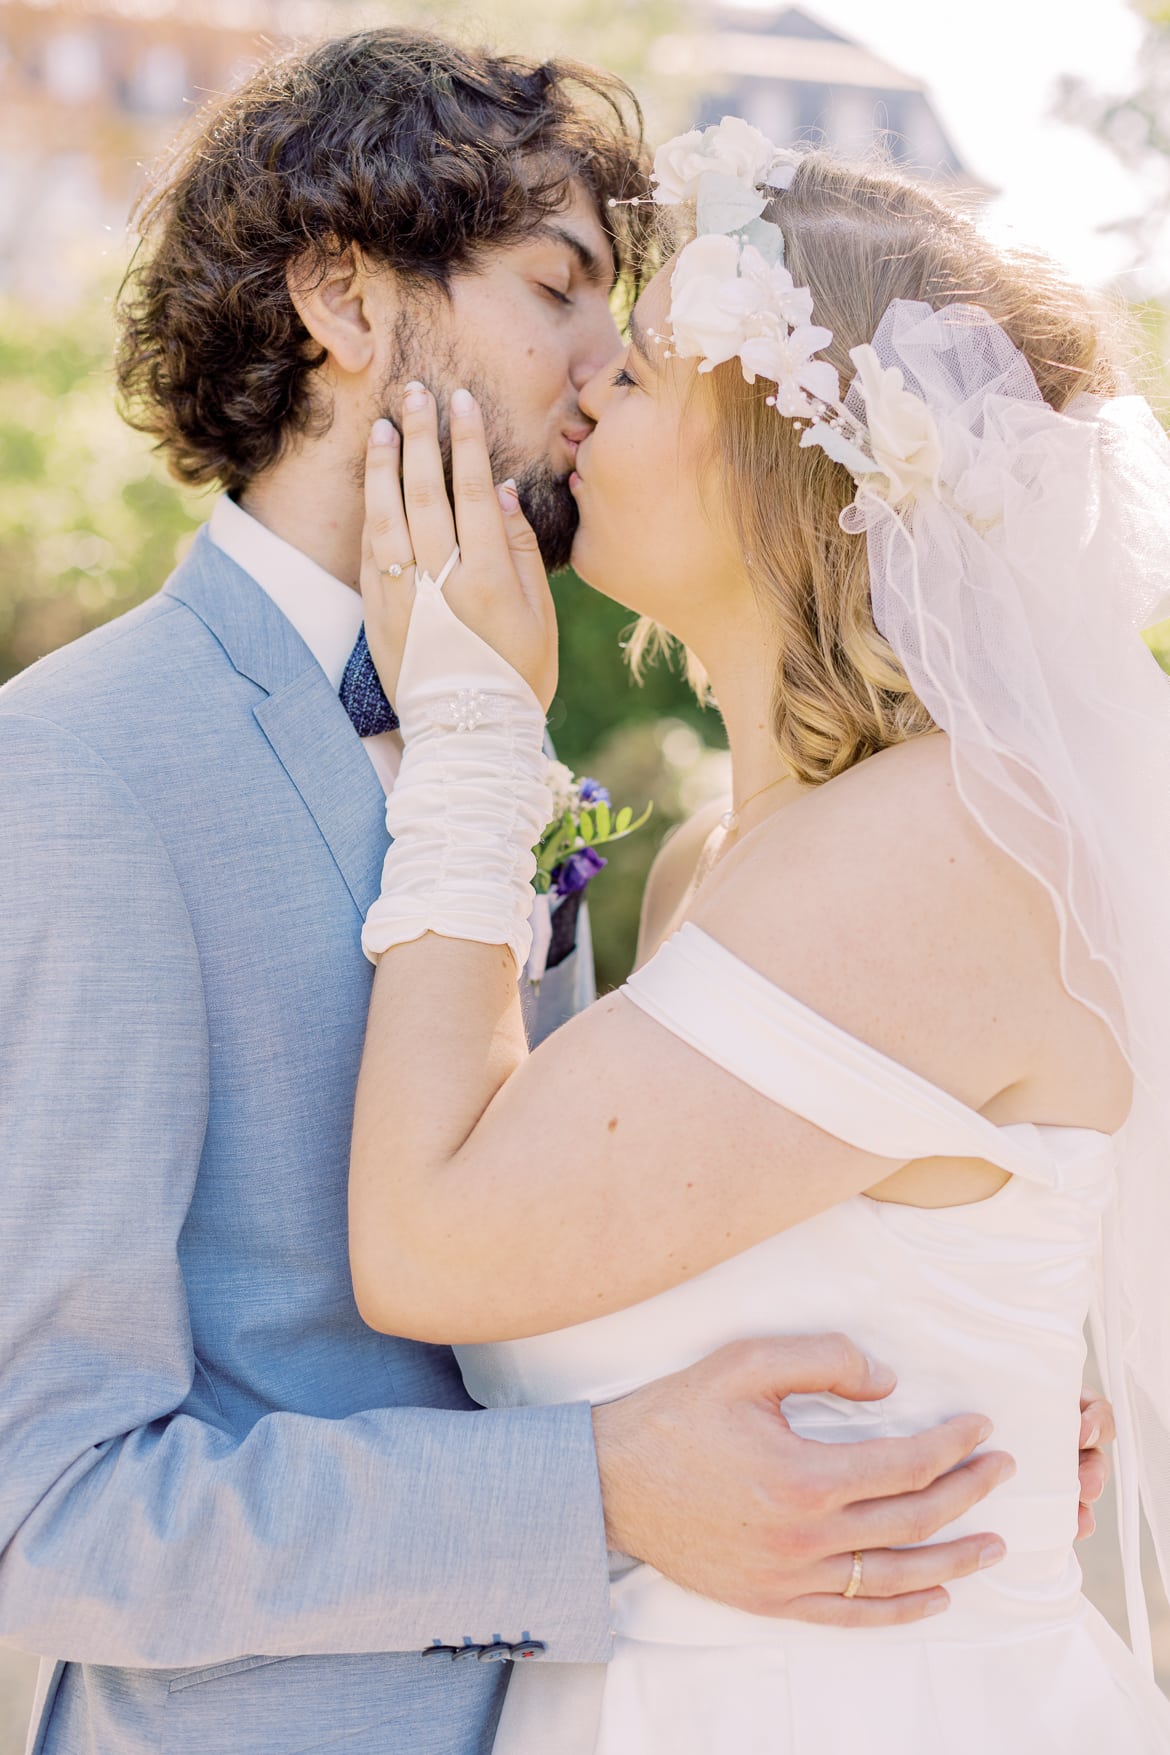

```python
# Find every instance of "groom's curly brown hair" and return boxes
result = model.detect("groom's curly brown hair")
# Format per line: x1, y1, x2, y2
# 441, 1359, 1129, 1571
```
115, 29, 652, 496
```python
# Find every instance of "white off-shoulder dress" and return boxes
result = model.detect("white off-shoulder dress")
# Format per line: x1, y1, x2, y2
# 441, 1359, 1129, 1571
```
457, 924, 1170, 1754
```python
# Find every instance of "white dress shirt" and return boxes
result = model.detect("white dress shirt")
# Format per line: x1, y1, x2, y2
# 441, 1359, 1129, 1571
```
208, 493, 402, 792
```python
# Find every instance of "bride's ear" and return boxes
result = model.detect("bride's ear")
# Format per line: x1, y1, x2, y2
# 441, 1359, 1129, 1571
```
287, 240, 390, 377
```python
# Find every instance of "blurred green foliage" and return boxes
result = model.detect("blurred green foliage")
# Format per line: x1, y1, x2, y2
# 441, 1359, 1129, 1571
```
1056, 1, 1170, 287
0, 294, 205, 681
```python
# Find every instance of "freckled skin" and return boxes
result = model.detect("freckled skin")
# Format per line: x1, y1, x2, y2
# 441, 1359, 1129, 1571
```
608, 1117, 620, 1133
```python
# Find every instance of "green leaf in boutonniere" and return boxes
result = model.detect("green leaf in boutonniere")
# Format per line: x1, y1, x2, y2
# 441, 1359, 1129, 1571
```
531, 770, 653, 898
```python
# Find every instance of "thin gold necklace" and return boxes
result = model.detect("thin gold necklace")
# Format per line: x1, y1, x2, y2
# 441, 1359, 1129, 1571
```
720, 774, 790, 834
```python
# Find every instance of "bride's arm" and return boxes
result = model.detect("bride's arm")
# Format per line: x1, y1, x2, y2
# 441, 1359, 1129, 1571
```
347, 392, 1070, 1346
351, 777, 1045, 1343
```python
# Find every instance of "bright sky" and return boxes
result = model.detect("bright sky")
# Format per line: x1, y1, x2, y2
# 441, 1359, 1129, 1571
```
736, 0, 1154, 290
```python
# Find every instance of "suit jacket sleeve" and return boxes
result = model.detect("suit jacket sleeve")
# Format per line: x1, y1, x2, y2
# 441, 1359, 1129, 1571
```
0, 712, 613, 1669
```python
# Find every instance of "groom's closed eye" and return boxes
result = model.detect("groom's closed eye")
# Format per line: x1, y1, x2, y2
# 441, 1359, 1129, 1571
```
528, 222, 614, 291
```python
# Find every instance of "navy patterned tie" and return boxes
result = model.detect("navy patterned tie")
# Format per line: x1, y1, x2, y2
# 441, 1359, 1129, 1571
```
339, 625, 399, 736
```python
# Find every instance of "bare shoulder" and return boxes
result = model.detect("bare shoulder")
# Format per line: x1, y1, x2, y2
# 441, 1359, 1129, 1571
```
635, 793, 730, 967
689, 735, 1124, 1122
705, 734, 1012, 931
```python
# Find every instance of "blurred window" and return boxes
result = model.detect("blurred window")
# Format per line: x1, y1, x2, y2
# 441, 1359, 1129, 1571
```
43, 32, 103, 104
745, 84, 798, 146
896, 95, 952, 169
128, 43, 188, 115
826, 88, 878, 158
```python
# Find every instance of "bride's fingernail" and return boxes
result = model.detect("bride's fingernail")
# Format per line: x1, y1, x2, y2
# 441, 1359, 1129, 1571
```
404, 387, 428, 412
371, 419, 396, 446
497, 481, 520, 508
451, 387, 475, 415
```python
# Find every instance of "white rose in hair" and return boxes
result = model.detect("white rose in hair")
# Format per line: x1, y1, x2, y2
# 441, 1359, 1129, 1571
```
737, 245, 816, 332
704, 116, 779, 184
653, 116, 778, 205
669, 233, 756, 370
740, 327, 839, 415
849, 344, 943, 503
652, 130, 707, 205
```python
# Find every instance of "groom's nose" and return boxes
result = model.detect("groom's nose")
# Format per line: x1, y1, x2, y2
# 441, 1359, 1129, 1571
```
570, 299, 623, 392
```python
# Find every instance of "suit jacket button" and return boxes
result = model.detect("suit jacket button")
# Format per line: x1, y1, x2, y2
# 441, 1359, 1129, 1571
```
421, 1644, 458, 1660
452, 1644, 483, 1660
477, 1642, 513, 1663
512, 1641, 547, 1659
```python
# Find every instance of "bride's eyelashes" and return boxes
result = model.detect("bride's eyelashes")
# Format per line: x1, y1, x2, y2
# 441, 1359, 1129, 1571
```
611, 366, 638, 389
539, 284, 573, 307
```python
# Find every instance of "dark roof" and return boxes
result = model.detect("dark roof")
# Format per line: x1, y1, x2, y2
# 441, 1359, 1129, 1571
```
715, 6, 853, 44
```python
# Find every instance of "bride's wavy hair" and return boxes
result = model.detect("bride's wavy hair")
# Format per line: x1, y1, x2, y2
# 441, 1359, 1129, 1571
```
630, 152, 1130, 786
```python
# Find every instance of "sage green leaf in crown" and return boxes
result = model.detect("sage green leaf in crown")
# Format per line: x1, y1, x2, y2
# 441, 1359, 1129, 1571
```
741, 216, 786, 267
695, 171, 767, 237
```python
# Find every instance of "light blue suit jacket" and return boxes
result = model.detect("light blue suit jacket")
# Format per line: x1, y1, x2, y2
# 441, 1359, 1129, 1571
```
0, 531, 612, 1755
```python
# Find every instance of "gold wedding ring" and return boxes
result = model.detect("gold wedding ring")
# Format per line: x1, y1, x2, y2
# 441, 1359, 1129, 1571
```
380, 560, 414, 578
842, 1551, 865, 1599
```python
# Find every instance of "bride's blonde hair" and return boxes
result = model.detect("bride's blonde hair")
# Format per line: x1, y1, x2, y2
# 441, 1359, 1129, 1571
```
628, 152, 1128, 786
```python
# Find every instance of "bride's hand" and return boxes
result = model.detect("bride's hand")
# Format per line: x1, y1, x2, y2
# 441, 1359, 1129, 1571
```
358, 385, 558, 712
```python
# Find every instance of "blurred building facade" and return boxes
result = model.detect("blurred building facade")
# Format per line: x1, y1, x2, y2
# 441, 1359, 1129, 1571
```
0, 0, 980, 304
654, 3, 980, 188
0, 0, 340, 301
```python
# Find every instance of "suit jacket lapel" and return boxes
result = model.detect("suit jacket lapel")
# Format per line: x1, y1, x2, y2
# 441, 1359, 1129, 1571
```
254, 674, 387, 916
164, 528, 388, 918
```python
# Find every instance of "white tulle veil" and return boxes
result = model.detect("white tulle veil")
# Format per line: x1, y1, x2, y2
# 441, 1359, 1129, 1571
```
847, 298, 1170, 1666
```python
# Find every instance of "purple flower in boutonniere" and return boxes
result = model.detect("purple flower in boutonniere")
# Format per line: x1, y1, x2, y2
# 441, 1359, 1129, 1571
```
553, 846, 608, 896
532, 764, 652, 903
526, 765, 652, 986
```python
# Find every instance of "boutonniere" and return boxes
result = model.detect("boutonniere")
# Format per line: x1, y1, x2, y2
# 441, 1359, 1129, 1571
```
525, 764, 653, 986
535, 763, 653, 897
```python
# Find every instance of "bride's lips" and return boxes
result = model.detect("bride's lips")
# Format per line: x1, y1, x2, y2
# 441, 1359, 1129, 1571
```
568, 436, 590, 492
562, 425, 591, 479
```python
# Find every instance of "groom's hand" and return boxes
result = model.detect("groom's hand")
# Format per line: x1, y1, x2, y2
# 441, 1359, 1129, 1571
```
592, 1335, 1015, 1627
1077, 1390, 1115, 1540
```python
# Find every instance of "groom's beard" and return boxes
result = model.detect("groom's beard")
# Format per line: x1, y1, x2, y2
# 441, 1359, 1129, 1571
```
505, 454, 579, 575
412, 389, 580, 574
375, 336, 580, 574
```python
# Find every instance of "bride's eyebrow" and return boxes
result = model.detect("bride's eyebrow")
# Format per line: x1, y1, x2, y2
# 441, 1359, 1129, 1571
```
627, 307, 658, 367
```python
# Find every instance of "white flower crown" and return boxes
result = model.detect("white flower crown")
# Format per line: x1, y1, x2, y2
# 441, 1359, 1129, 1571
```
618, 117, 943, 507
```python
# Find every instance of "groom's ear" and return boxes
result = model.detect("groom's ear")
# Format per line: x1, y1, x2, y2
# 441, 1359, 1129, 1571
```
287, 240, 391, 378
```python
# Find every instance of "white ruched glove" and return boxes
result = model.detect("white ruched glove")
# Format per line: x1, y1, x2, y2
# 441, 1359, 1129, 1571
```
361, 549, 553, 974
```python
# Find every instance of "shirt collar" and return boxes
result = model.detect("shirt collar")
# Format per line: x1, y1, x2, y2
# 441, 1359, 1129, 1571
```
207, 493, 363, 692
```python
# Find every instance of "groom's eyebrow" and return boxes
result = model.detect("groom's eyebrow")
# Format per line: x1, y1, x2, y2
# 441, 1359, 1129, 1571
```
531, 222, 613, 287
